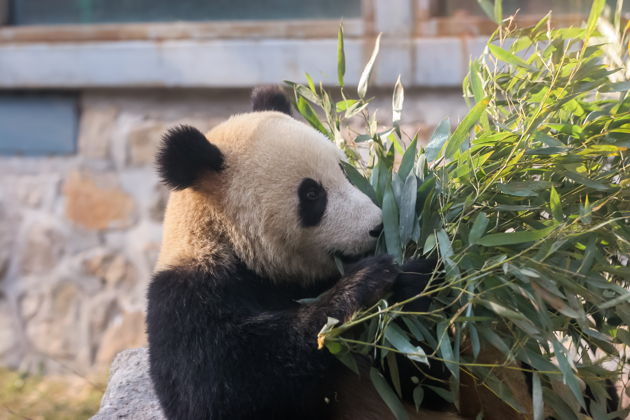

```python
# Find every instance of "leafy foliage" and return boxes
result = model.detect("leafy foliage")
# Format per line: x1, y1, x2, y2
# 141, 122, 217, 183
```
289, 2, 630, 419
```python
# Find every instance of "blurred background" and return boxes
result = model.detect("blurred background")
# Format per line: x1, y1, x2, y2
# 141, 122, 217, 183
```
0, 0, 628, 418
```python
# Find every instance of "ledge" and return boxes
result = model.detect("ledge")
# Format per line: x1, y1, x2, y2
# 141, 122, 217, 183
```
0, 34, 487, 89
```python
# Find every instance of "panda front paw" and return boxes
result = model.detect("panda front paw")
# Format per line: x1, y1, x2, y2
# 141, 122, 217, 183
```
343, 255, 399, 309
392, 258, 439, 312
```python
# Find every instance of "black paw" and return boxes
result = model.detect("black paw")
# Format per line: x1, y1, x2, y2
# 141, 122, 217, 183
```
392, 258, 439, 312
344, 255, 399, 308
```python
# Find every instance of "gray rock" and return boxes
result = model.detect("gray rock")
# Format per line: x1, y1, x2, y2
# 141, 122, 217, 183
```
92, 348, 165, 420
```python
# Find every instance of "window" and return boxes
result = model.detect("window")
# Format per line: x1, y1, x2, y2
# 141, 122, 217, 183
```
438, 0, 629, 17
8, 0, 361, 25
0, 93, 77, 155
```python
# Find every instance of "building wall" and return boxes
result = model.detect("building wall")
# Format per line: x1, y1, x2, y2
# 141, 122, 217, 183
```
0, 87, 468, 374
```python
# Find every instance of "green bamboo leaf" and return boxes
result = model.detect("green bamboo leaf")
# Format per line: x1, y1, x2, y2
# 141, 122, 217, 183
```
386, 352, 403, 397
423, 233, 436, 254
552, 340, 586, 409
384, 323, 428, 364
383, 184, 402, 262
488, 43, 534, 71
549, 186, 563, 222
370, 367, 409, 420
481, 301, 527, 321
477, 226, 556, 247
599, 291, 630, 309
469, 60, 484, 103
478, 327, 510, 354
425, 119, 451, 162
340, 161, 377, 204
436, 229, 453, 258
494, 0, 502, 24
532, 372, 544, 420
336, 351, 359, 375
444, 98, 489, 158
586, 0, 605, 37
335, 99, 357, 112
304, 73, 316, 93
468, 212, 489, 245
601, 81, 630, 92
337, 26, 345, 87
399, 174, 418, 245
412, 386, 424, 412
296, 96, 330, 137
436, 321, 458, 378
562, 170, 611, 191
476, 0, 496, 23
398, 137, 418, 181
468, 324, 481, 359
392, 75, 404, 125
358, 33, 382, 98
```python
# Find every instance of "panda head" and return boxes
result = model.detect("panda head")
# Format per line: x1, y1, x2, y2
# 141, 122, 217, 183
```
155, 86, 382, 283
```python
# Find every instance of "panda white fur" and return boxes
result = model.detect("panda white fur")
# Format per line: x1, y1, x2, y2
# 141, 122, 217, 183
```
146, 86, 465, 420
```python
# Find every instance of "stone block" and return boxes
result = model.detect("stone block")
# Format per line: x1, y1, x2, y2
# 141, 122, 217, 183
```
19, 223, 65, 275
83, 251, 138, 291
96, 311, 147, 365
91, 348, 165, 420
128, 122, 167, 166
78, 106, 119, 159
63, 170, 136, 230
24, 281, 81, 359
0, 299, 18, 363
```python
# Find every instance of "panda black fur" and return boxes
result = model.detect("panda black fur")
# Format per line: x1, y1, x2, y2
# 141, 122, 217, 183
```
146, 87, 457, 420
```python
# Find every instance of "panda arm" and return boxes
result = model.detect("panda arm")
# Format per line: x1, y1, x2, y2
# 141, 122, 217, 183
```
147, 255, 398, 419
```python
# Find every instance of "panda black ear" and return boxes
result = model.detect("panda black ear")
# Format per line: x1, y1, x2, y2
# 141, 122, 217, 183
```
156, 125, 225, 191
251, 85, 292, 116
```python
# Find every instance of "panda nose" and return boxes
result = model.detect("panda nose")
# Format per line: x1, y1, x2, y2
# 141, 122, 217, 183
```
369, 223, 383, 238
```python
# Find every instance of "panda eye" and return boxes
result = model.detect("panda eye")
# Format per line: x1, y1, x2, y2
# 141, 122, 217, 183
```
298, 178, 328, 227
306, 190, 319, 200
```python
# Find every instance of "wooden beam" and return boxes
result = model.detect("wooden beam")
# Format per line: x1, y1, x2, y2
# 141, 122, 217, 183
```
0, 19, 364, 44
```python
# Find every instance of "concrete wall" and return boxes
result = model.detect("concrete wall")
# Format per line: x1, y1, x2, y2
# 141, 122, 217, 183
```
0, 87, 468, 374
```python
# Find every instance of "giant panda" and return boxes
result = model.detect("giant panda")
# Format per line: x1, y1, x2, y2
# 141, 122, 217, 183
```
146, 86, 462, 420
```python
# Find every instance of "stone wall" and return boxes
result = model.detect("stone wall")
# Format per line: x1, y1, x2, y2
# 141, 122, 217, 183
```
0, 87, 467, 374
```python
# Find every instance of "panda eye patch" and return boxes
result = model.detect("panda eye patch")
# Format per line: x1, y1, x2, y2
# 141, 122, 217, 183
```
298, 178, 327, 227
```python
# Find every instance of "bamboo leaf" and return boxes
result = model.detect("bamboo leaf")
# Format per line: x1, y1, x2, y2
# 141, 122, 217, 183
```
477, 226, 556, 247
296, 96, 330, 137
468, 212, 489, 245
488, 43, 534, 70
494, 0, 502, 24
552, 340, 586, 409
340, 161, 378, 204
399, 174, 418, 245
337, 26, 345, 87
444, 98, 489, 158
532, 372, 544, 420
370, 367, 409, 420
412, 386, 424, 412
398, 136, 417, 180
425, 119, 451, 162
385, 323, 429, 364
383, 184, 402, 262
477, 0, 496, 23
392, 75, 404, 125
437, 321, 458, 378
586, 0, 605, 36
549, 186, 563, 222
358, 33, 382, 98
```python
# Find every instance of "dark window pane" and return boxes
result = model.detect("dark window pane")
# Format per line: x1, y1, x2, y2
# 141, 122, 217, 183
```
9, 0, 362, 25
0, 94, 77, 155
439, 0, 629, 17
